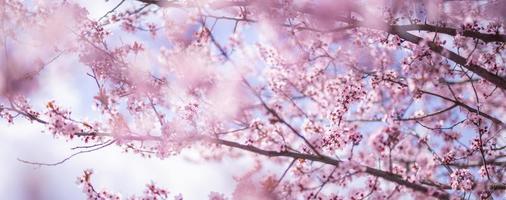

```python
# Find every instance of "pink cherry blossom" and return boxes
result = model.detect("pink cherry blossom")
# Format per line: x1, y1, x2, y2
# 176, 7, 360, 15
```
2, 0, 506, 199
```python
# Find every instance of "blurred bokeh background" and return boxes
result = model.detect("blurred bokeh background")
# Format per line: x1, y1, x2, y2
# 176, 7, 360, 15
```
0, 1, 251, 199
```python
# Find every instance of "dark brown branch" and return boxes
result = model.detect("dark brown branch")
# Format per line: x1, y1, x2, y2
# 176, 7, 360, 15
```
3, 106, 48, 124
206, 1, 506, 41
449, 161, 506, 168
206, 136, 451, 200
397, 104, 457, 121
392, 24, 506, 43
144, 0, 500, 44
419, 89, 505, 125
2, 107, 480, 200
382, 78, 505, 125
242, 79, 322, 156
194, 0, 506, 90
389, 29, 506, 91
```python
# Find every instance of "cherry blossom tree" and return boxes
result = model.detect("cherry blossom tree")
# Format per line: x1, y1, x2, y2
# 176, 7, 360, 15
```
1, 0, 506, 199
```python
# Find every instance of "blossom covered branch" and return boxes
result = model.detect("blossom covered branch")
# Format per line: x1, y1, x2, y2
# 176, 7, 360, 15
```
1, 0, 506, 199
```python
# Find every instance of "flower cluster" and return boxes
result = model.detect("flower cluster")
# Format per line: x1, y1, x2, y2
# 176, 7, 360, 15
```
320, 125, 363, 152
369, 126, 401, 154
76, 169, 121, 200
325, 76, 365, 125
0, 105, 14, 123
77, 170, 173, 200
208, 192, 227, 200
46, 101, 82, 139
450, 169, 474, 191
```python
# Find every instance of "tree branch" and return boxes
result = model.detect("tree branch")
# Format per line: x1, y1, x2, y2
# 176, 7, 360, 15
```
382, 78, 505, 125
389, 29, 506, 90
187, 0, 506, 90
392, 24, 506, 43
205, 137, 451, 200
